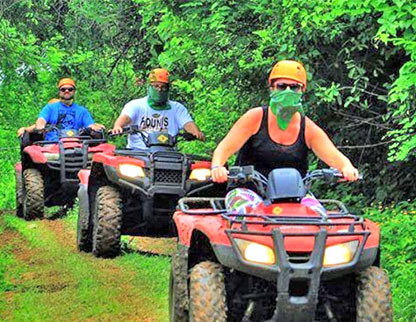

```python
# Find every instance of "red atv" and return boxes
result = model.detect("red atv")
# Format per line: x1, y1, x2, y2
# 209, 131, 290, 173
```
15, 127, 114, 220
169, 166, 392, 322
76, 125, 222, 258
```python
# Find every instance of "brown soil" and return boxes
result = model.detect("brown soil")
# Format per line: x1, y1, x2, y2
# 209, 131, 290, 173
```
127, 236, 176, 256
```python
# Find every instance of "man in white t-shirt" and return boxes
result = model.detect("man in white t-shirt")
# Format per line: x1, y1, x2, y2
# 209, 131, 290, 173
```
111, 68, 205, 149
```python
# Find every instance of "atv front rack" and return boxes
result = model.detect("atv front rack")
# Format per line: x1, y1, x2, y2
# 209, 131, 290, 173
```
37, 138, 107, 183
178, 197, 361, 227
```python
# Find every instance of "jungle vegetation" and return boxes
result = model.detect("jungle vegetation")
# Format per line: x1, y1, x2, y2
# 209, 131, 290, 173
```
0, 1, 415, 320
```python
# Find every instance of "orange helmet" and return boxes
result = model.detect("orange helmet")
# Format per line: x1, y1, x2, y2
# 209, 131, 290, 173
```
58, 78, 76, 89
268, 60, 307, 90
148, 68, 169, 84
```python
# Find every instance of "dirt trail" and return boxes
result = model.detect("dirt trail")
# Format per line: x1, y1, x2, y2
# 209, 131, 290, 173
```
0, 213, 171, 322
42, 219, 176, 256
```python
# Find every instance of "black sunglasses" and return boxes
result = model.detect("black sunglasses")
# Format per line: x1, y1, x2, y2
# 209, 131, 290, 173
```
273, 83, 302, 91
60, 87, 75, 92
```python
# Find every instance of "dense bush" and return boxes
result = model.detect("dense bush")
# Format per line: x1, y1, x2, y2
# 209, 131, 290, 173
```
0, 1, 415, 206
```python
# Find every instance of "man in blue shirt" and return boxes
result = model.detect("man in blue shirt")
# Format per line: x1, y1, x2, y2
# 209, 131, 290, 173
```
32, 78, 104, 141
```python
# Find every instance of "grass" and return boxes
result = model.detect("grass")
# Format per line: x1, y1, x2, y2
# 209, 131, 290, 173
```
1, 201, 415, 321
0, 213, 170, 322
63, 206, 171, 319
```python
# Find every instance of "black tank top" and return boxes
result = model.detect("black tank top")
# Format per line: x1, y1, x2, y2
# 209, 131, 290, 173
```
235, 106, 309, 177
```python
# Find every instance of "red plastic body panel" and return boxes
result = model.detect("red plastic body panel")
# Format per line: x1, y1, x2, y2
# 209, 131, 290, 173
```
15, 162, 22, 172
93, 152, 145, 168
23, 145, 48, 163
88, 143, 116, 154
78, 169, 91, 185
23, 141, 115, 164
191, 161, 211, 170
174, 202, 380, 252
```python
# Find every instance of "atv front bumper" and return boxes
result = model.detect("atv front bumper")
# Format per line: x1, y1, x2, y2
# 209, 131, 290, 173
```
211, 229, 376, 322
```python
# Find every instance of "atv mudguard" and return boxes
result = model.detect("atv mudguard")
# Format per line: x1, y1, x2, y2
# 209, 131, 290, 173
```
23, 145, 48, 164
78, 169, 91, 185
15, 162, 22, 173
92, 152, 145, 168
77, 169, 91, 225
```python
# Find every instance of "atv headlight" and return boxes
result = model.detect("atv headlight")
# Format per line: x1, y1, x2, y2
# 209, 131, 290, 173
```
118, 164, 145, 179
189, 168, 211, 181
235, 239, 276, 265
323, 240, 358, 267
43, 152, 60, 161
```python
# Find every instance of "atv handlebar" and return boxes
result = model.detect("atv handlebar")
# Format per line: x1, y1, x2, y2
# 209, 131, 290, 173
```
108, 125, 197, 143
303, 168, 363, 188
32, 124, 59, 134
227, 166, 362, 190
108, 125, 141, 136
187, 166, 361, 198
226, 166, 268, 196
32, 125, 105, 140
176, 132, 198, 141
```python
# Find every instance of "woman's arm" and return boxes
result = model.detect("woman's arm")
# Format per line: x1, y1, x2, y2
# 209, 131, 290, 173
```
211, 108, 262, 182
305, 117, 359, 181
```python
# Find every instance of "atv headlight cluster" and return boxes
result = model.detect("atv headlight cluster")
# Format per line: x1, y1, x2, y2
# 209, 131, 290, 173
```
235, 239, 276, 265
118, 163, 145, 179
43, 152, 60, 161
323, 240, 358, 267
189, 168, 211, 181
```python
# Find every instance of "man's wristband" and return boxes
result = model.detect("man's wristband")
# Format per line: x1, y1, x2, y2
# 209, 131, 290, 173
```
211, 165, 222, 170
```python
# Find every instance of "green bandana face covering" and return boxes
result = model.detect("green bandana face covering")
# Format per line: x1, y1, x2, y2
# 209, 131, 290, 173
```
147, 85, 170, 110
269, 89, 304, 130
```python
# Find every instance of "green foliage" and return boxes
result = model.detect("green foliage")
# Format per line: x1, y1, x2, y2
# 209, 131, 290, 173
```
0, 0, 415, 207
317, 0, 416, 162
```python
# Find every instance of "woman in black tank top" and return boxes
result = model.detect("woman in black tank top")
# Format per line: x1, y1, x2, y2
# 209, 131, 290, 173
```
235, 106, 309, 177
211, 60, 359, 183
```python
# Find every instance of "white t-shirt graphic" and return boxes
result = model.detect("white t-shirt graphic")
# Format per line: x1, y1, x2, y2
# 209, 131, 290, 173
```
121, 97, 193, 149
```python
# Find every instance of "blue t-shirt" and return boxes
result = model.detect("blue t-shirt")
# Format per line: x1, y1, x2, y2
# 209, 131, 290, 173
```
39, 102, 94, 141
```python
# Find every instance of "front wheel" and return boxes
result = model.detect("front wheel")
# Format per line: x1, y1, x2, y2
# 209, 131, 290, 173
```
22, 168, 44, 220
356, 266, 393, 321
92, 186, 123, 258
189, 261, 227, 322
